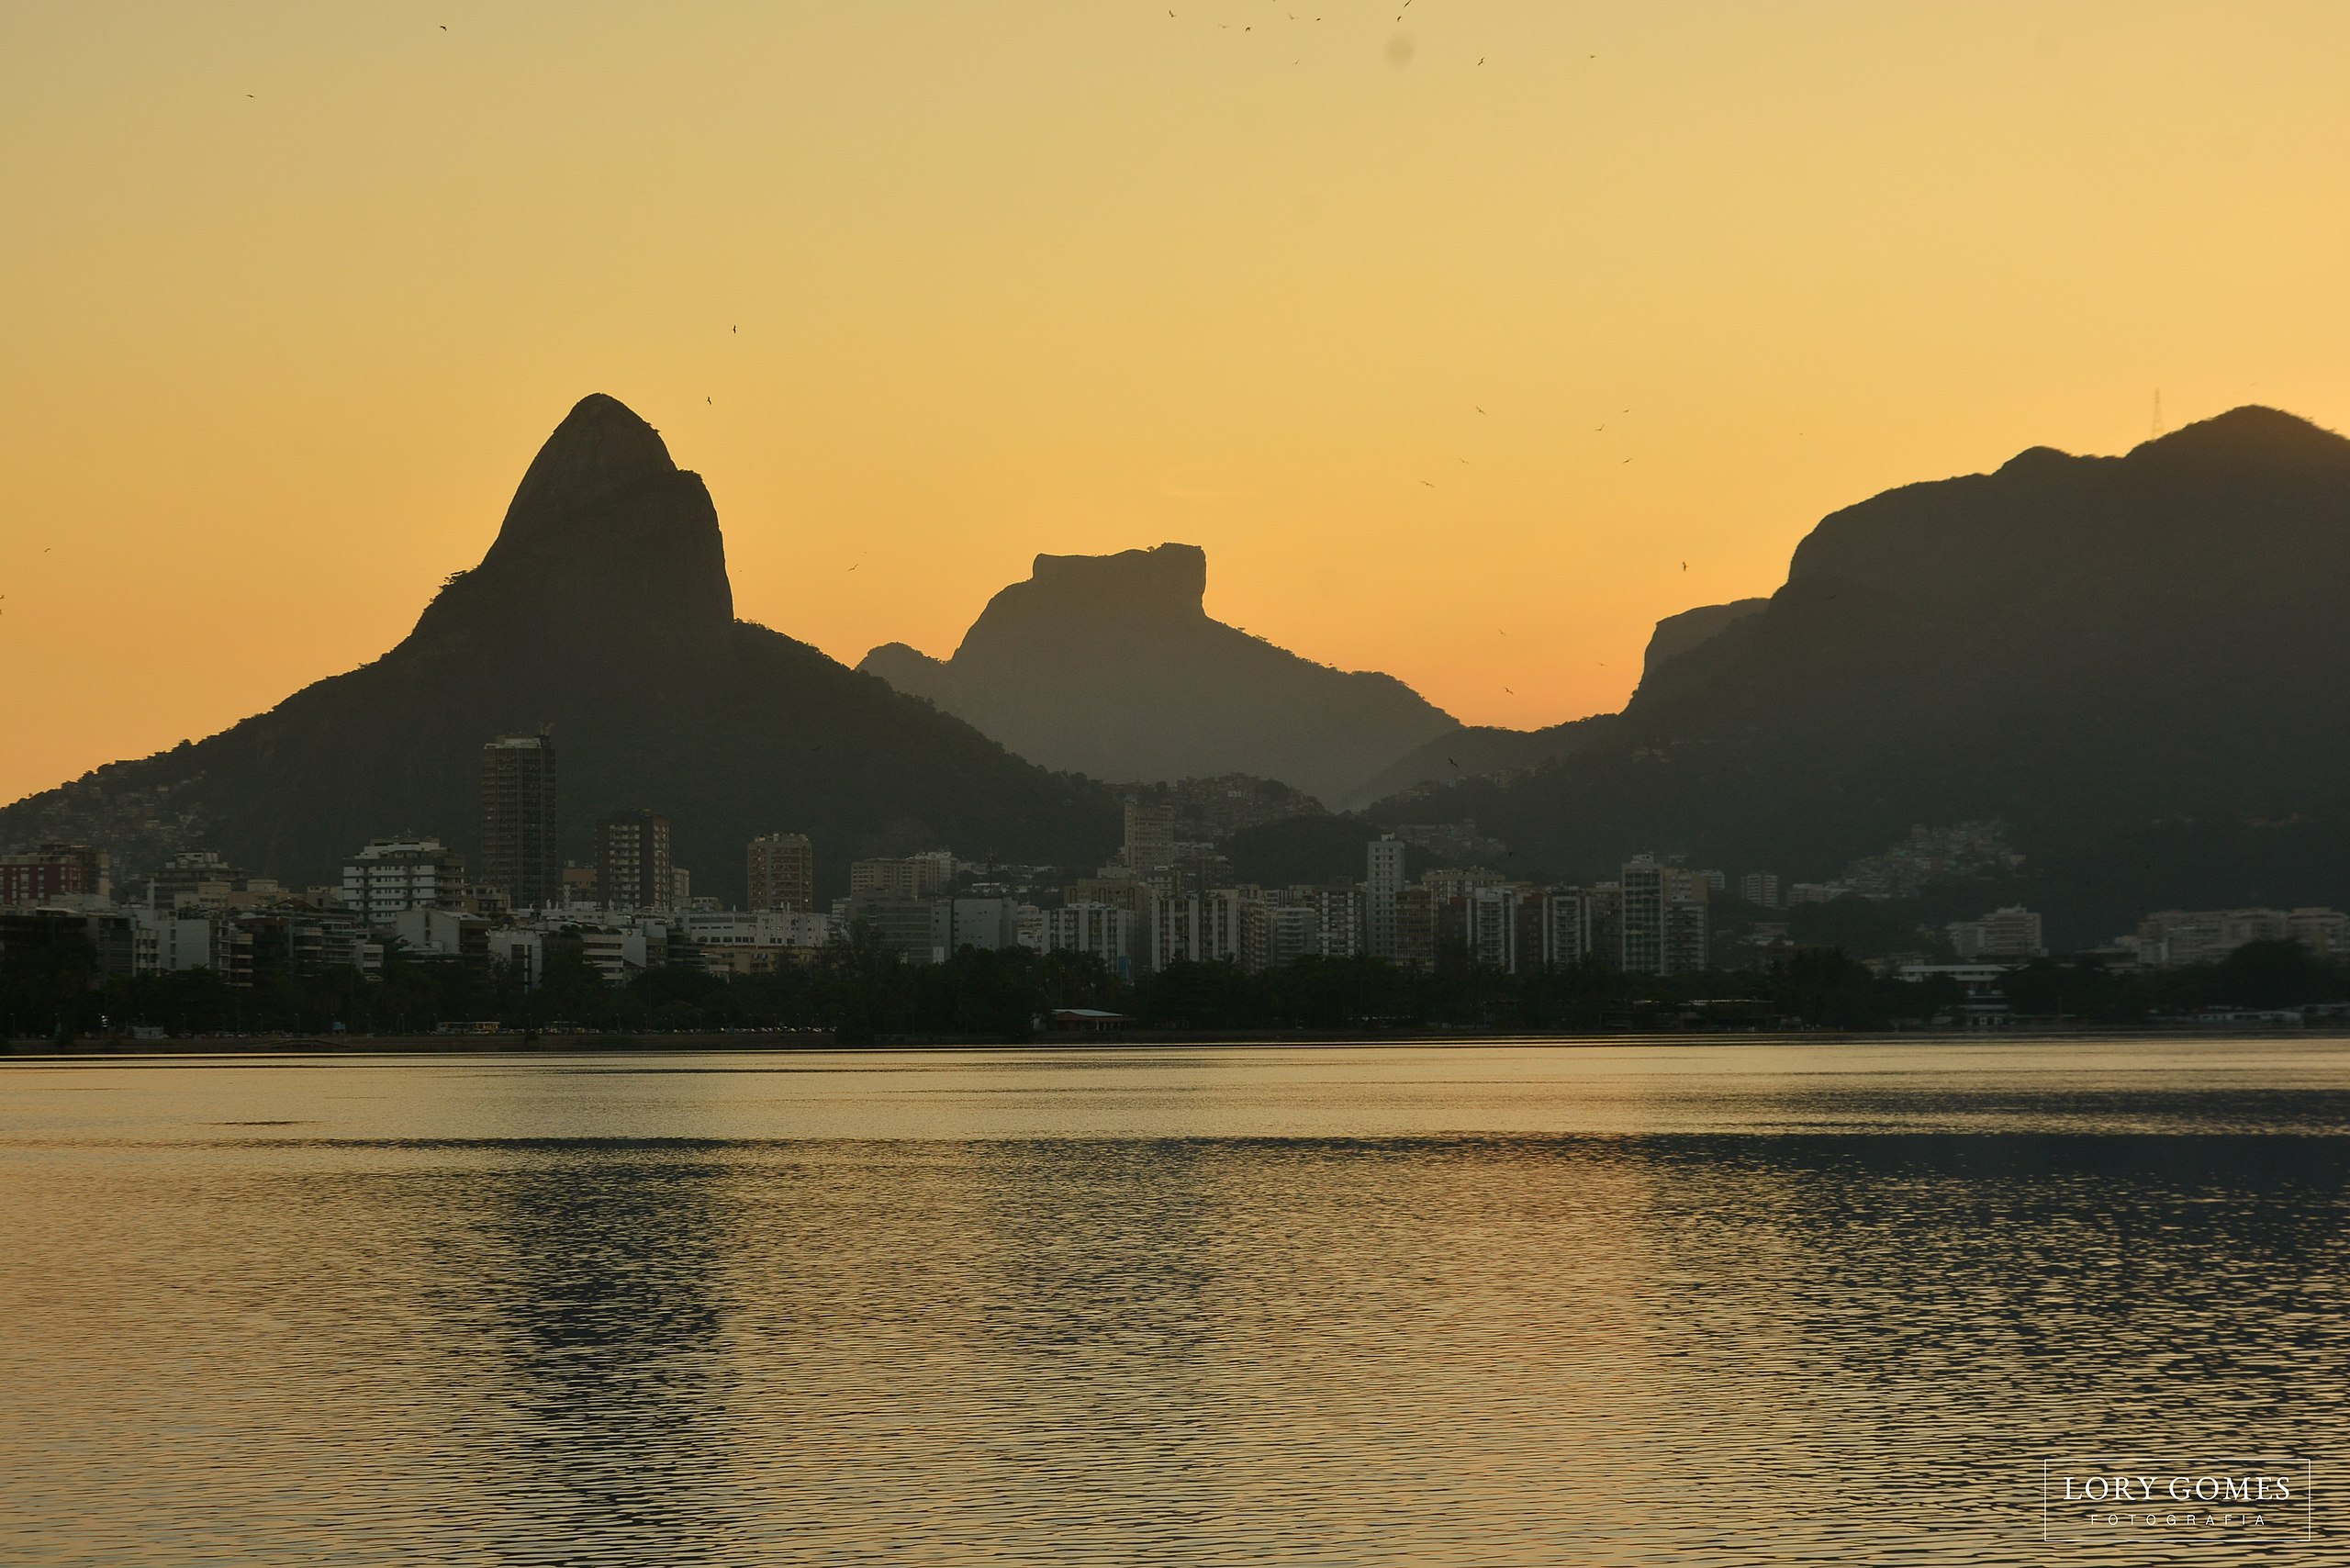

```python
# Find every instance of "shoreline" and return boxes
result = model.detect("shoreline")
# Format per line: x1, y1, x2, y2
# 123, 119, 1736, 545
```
11, 1022, 2350, 1059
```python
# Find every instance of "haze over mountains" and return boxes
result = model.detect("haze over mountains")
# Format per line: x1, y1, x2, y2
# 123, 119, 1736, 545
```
0, 396, 1116, 897
1383, 407, 2350, 942
859, 544, 1459, 804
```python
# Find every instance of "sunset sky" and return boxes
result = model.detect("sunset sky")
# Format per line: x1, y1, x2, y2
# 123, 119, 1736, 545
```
6, 1, 2348, 804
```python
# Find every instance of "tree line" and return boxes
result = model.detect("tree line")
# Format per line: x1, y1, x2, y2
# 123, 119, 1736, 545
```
2, 923, 2342, 1045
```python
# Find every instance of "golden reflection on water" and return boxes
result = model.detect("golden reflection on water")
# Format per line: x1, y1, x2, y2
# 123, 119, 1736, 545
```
1, 1041, 2345, 1565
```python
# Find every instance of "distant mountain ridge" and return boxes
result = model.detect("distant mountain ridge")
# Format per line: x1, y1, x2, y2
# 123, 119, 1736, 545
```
0, 396, 1116, 896
1378, 406, 2350, 942
860, 543, 1459, 803
1346, 598, 1766, 807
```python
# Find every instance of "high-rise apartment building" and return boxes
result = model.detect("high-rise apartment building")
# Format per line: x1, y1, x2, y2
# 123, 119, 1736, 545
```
1740, 872, 1783, 910
1044, 902, 1141, 980
1464, 885, 1538, 973
1393, 885, 1436, 972
1123, 801, 1176, 875
1365, 836, 1406, 959
479, 732, 558, 911
597, 810, 674, 911
1541, 889, 1591, 968
1619, 856, 1709, 975
747, 833, 815, 913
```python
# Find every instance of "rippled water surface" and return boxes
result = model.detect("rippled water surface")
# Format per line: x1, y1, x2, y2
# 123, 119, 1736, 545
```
3, 1039, 2346, 1565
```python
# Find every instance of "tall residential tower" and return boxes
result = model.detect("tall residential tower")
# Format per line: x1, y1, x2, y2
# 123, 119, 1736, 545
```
747, 833, 815, 913
478, 732, 558, 911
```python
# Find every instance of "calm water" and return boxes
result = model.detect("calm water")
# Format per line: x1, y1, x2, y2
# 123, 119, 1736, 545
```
2, 1039, 2345, 1566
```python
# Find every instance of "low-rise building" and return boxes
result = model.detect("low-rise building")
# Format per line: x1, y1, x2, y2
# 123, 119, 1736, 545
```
850, 854, 955, 901
846, 892, 941, 960
1947, 906, 2045, 960
343, 837, 463, 924
2130, 906, 2349, 967
933, 897, 1020, 961
0, 844, 109, 910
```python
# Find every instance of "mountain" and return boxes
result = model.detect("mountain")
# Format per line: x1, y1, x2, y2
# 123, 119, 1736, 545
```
1371, 408, 2350, 944
0, 395, 1117, 897
859, 543, 1458, 803
1339, 600, 1762, 807
1341, 715, 1616, 811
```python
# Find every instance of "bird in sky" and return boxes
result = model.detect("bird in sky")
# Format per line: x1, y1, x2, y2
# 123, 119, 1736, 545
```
1421, 480, 1434, 487
732, 325, 737, 333
1449, 758, 1460, 768
1505, 687, 1514, 694
706, 396, 712, 403
1476, 406, 1485, 414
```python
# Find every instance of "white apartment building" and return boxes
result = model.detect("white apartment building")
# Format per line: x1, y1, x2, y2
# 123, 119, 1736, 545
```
1041, 902, 1140, 979
1947, 906, 2044, 960
342, 838, 461, 924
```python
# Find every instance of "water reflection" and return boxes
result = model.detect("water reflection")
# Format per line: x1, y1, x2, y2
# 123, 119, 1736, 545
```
2, 1047, 2345, 1566
438, 1144, 743, 1564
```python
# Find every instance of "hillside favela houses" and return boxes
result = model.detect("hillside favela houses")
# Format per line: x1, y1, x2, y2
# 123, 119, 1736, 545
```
6, 727, 2350, 1036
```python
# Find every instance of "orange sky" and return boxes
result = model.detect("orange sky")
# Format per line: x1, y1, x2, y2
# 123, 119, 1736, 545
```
5, 1, 2348, 804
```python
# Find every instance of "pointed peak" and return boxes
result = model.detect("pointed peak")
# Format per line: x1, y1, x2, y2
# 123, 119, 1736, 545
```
501, 394, 677, 530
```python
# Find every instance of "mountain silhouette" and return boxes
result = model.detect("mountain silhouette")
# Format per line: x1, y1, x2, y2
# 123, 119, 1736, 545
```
0, 396, 1115, 896
1378, 407, 2350, 942
859, 543, 1458, 803
1346, 598, 1767, 805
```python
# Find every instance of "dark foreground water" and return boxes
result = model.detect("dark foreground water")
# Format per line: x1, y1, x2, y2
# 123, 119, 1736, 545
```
2, 1039, 2345, 1566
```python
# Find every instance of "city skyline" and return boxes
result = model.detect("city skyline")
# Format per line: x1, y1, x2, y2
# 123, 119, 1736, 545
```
9, 2, 2350, 803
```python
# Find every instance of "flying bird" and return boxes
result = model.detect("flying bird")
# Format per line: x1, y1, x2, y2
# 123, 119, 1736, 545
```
1421, 480, 1434, 487
1449, 758, 1460, 768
